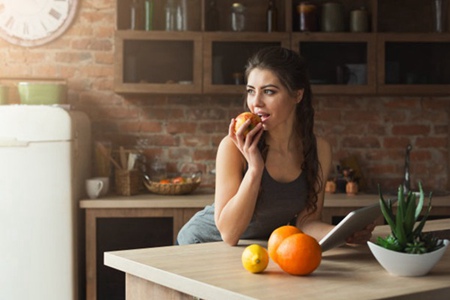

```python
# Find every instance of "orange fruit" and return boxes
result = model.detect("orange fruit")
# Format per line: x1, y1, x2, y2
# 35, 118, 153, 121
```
234, 112, 261, 137
171, 176, 186, 184
276, 233, 322, 276
268, 225, 302, 264
241, 244, 269, 274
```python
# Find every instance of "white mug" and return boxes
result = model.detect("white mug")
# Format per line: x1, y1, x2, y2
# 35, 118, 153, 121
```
86, 178, 104, 199
93, 177, 109, 196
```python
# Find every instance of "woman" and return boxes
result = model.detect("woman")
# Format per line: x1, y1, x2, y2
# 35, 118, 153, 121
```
177, 46, 373, 246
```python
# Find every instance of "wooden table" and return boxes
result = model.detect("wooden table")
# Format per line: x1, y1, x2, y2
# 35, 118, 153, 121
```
105, 219, 450, 300
81, 191, 450, 300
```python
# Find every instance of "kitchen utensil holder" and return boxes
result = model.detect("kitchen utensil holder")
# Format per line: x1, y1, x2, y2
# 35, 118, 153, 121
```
115, 169, 140, 196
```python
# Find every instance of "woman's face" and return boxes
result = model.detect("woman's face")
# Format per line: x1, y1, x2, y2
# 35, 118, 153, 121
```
246, 68, 303, 132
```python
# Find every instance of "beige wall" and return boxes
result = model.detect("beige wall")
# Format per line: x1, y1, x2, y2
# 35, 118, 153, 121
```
1, 0, 448, 192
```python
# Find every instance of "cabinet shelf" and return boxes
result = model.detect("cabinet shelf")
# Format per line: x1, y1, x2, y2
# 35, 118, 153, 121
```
114, 0, 450, 96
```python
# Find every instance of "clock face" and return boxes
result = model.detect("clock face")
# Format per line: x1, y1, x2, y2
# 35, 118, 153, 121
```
0, 0, 78, 47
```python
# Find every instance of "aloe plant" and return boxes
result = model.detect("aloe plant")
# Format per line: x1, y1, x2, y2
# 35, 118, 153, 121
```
377, 182, 444, 254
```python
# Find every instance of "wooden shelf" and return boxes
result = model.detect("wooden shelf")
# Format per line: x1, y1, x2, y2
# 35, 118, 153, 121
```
114, 0, 450, 96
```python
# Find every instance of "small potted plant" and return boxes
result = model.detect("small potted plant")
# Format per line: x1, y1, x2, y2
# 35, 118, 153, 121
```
368, 182, 449, 276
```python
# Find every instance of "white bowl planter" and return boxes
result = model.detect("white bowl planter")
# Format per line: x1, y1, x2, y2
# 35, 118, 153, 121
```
368, 239, 449, 277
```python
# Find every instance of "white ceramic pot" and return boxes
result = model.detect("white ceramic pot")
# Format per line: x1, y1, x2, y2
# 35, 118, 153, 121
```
368, 239, 449, 277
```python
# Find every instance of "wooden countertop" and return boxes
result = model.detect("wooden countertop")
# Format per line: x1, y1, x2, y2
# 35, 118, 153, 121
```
104, 219, 450, 300
80, 189, 450, 209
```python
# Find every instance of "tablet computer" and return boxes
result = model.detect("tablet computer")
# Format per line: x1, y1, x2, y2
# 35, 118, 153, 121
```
319, 202, 383, 252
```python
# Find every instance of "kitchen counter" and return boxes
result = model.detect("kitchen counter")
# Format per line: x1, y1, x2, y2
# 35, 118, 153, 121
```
80, 189, 450, 225
104, 219, 450, 300
80, 189, 450, 209
81, 190, 450, 300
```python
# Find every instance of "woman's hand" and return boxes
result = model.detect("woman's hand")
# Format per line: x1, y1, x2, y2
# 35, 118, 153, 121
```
346, 222, 376, 245
228, 118, 264, 170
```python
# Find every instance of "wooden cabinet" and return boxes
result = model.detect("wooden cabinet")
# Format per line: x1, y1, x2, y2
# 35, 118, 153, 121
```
114, 0, 450, 96
81, 194, 213, 300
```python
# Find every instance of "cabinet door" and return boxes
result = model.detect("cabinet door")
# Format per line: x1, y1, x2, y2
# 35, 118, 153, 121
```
203, 32, 290, 94
114, 31, 202, 94
96, 216, 174, 300
292, 33, 376, 95
377, 33, 450, 95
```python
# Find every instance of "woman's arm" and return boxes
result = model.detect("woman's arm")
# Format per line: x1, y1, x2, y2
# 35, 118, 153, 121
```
214, 119, 264, 246
297, 137, 375, 245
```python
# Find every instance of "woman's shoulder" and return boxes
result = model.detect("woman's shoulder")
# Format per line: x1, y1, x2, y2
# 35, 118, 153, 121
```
217, 136, 247, 167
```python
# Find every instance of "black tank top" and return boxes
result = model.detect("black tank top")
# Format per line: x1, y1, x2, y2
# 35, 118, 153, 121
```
177, 167, 308, 244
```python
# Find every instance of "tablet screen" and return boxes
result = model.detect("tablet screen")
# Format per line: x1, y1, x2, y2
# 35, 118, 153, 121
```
319, 202, 382, 252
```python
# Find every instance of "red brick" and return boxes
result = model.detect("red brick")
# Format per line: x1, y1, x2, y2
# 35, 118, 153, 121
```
139, 121, 162, 133
416, 137, 448, 148
193, 149, 217, 161
391, 125, 431, 135
383, 137, 411, 148
341, 136, 381, 148
167, 122, 197, 134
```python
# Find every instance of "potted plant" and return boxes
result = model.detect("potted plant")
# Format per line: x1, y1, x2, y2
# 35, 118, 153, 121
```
367, 182, 449, 276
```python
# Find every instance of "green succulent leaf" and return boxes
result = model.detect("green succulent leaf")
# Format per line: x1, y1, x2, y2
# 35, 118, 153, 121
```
395, 185, 407, 246
404, 191, 416, 238
376, 235, 402, 252
378, 185, 396, 232
415, 182, 424, 219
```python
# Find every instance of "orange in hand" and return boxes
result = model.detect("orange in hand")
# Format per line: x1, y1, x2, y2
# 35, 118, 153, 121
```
234, 112, 261, 137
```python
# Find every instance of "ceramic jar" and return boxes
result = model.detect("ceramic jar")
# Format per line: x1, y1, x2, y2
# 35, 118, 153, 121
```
321, 2, 345, 32
350, 8, 369, 32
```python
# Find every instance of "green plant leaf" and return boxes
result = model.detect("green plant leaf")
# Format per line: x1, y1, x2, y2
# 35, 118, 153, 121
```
378, 185, 396, 232
395, 185, 407, 245
414, 195, 432, 236
404, 191, 416, 239
415, 181, 424, 219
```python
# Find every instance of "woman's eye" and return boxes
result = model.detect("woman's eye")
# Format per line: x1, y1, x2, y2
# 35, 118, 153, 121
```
264, 89, 275, 95
247, 89, 255, 95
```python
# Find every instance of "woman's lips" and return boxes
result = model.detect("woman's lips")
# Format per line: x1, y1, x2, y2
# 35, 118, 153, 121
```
258, 114, 270, 123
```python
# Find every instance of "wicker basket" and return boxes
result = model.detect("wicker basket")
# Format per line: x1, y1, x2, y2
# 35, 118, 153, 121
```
115, 169, 140, 196
144, 177, 201, 195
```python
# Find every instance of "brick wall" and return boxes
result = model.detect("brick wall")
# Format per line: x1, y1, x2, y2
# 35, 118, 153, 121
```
1, 0, 448, 192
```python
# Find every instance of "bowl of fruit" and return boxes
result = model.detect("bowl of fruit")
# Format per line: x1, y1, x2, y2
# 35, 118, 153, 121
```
143, 171, 202, 195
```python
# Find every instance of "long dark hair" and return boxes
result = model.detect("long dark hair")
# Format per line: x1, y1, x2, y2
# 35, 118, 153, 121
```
245, 46, 322, 216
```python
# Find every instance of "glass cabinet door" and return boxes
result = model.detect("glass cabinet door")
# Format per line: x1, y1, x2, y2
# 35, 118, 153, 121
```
115, 31, 202, 94
292, 33, 376, 95
203, 32, 290, 94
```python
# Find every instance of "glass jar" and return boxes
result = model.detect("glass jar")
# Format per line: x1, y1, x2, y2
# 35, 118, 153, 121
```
130, 0, 144, 30
149, 156, 167, 181
165, 0, 177, 31
206, 0, 220, 31
231, 3, 245, 32
297, 2, 317, 32
266, 0, 278, 32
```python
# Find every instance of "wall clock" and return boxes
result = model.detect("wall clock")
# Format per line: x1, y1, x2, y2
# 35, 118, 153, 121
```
0, 0, 79, 47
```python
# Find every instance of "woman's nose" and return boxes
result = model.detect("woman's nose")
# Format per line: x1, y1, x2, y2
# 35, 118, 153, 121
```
252, 92, 264, 106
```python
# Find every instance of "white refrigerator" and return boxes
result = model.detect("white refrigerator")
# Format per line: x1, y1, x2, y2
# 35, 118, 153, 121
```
0, 105, 91, 300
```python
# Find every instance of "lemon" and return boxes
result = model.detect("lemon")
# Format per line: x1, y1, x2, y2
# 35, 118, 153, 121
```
241, 244, 269, 273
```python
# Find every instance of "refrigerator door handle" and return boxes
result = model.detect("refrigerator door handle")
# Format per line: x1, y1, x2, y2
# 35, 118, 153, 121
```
0, 138, 30, 147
